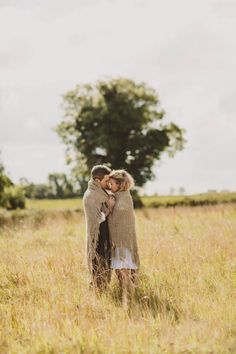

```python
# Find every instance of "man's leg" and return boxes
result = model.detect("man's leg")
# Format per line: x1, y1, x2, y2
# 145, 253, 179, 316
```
92, 253, 104, 289
93, 219, 111, 289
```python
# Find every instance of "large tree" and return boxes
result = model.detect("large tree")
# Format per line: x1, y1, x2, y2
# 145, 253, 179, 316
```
56, 78, 185, 189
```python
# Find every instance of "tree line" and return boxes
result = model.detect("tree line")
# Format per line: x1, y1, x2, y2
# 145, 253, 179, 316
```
19, 173, 81, 199
0, 169, 81, 211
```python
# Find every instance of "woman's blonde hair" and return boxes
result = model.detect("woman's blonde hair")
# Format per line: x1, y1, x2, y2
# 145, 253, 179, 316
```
109, 169, 134, 191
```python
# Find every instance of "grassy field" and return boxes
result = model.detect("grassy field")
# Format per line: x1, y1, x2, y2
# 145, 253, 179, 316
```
142, 192, 236, 208
22, 192, 236, 212
0, 203, 236, 353
26, 198, 83, 211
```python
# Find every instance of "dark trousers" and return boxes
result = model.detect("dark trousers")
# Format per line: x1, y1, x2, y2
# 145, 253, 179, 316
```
92, 219, 111, 289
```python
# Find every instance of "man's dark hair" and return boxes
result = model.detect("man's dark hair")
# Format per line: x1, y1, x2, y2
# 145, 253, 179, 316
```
91, 165, 111, 180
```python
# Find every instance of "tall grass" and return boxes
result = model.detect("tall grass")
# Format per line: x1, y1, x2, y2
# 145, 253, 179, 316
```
0, 205, 236, 353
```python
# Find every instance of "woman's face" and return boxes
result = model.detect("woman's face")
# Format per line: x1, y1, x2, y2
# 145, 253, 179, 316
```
109, 178, 120, 193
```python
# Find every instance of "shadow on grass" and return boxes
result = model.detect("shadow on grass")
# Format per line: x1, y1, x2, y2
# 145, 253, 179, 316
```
107, 273, 181, 322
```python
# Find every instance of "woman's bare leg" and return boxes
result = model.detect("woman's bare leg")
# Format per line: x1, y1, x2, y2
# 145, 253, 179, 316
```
115, 269, 136, 306
131, 269, 139, 287
115, 269, 122, 288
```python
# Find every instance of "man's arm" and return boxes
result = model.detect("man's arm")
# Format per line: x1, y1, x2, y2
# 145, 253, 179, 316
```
84, 194, 99, 219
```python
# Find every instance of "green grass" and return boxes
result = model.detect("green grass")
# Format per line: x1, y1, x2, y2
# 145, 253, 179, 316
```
0, 192, 235, 229
23, 192, 236, 211
142, 191, 236, 208
26, 198, 83, 211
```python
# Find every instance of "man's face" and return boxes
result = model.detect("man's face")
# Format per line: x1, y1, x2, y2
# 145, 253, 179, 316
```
99, 174, 110, 190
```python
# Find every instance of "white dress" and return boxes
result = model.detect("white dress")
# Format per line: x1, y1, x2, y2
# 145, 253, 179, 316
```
111, 247, 138, 270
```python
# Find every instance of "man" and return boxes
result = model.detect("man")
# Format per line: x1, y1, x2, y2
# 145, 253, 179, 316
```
83, 165, 115, 289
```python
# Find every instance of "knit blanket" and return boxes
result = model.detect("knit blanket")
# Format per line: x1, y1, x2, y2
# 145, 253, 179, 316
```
108, 190, 140, 268
83, 179, 111, 271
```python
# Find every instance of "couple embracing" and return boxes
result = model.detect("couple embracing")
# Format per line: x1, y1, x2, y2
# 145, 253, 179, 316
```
83, 165, 140, 299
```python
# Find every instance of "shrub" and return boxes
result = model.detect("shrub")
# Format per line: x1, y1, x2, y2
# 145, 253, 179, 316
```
1, 186, 25, 210
131, 189, 144, 208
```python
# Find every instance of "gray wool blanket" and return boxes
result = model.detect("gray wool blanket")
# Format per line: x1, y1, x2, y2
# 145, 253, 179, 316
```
83, 179, 111, 272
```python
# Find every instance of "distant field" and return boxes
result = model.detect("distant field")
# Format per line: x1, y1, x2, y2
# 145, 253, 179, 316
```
24, 192, 236, 211
26, 198, 83, 211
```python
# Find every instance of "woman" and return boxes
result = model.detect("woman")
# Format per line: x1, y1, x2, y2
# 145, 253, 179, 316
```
108, 170, 140, 303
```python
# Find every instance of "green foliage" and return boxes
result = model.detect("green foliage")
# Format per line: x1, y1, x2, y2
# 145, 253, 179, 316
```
0, 161, 13, 195
56, 78, 186, 188
1, 186, 25, 210
19, 178, 50, 199
48, 173, 76, 198
19, 174, 81, 199
131, 189, 144, 208
0, 157, 25, 210
142, 192, 236, 208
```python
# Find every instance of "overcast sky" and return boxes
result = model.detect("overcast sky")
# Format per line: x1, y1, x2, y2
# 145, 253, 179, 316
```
0, 0, 235, 195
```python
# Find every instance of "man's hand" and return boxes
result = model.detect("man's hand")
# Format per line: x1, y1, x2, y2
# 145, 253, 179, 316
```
107, 195, 116, 210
